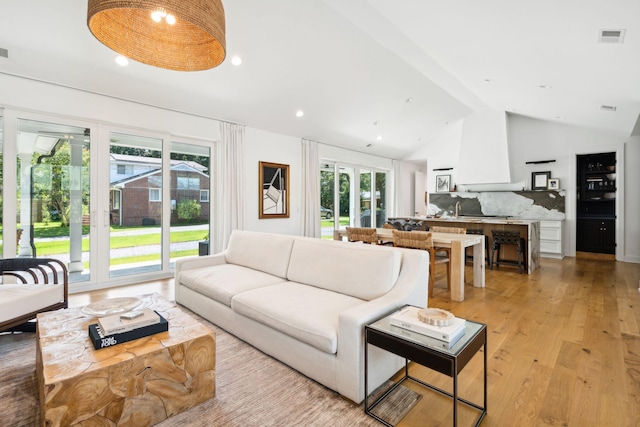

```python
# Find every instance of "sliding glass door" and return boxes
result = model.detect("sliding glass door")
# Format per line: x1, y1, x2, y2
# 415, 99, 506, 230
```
2, 109, 214, 290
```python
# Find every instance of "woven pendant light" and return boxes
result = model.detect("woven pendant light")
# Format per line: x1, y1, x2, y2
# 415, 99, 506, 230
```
87, 0, 226, 71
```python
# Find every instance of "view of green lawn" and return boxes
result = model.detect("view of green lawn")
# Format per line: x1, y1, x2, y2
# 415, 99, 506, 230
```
1, 219, 347, 262
0, 222, 204, 263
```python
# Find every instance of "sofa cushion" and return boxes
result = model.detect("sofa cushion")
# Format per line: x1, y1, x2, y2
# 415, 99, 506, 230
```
179, 264, 287, 307
225, 230, 295, 279
286, 238, 401, 301
0, 284, 65, 323
232, 282, 364, 354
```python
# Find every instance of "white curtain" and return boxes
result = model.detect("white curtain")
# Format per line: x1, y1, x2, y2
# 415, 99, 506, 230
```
216, 122, 245, 251
392, 159, 403, 217
301, 138, 321, 237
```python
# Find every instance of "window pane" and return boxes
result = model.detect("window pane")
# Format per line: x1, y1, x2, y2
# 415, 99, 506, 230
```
109, 132, 162, 277
16, 118, 91, 283
376, 171, 387, 225
320, 163, 336, 239
170, 140, 211, 262
339, 166, 355, 228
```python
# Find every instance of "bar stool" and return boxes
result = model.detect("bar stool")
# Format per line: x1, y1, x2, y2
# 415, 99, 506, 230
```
466, 229, 488, 265
490, 230, 526, 274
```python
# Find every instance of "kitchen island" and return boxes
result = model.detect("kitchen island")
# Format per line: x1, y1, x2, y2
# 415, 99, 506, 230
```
389, 216, 540, 274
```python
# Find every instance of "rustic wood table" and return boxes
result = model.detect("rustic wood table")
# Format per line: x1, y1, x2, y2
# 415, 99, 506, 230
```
36, 293, 215, 427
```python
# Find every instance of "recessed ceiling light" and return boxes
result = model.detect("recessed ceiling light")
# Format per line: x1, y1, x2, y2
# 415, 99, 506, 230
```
231, 56, 242, 66
405, 97, 413, 103
366, 143, 373, 148
376, 135, 382, 141
373, 120, 379, 126
556, 116, 565, 120
115, 55, 129, 66
601, 105, 617, 112
484, 78, 492, 82
539, 85, 551, 89
295, 110, 304, 118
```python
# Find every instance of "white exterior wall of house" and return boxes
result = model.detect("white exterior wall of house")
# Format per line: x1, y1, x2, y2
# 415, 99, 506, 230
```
109, 158, 160, 183
1, 72, 639, 263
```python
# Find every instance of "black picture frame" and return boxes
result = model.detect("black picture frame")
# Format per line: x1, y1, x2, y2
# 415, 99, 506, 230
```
436, 175, 451, 192
531, 171, 551, 190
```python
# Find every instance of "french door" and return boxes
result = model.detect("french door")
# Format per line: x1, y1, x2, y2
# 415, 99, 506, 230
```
1, 109, 212, 291
320, 161, 389, 236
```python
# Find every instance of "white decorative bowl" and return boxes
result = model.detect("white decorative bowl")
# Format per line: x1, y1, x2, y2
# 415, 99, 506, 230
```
606, 173, 616, 180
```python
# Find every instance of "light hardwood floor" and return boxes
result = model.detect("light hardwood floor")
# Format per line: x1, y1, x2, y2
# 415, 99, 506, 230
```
69, 257, 640, 426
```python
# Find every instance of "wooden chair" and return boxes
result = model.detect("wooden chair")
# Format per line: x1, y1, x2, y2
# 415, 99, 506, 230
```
345, 227, 378, 245
0, 258, 69, 333
392, 230, 449, 298
428, 226, 466, 290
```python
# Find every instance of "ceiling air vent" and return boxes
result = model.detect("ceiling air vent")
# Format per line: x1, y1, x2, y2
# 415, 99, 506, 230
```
598, 29, 625, 44
601, 105, 617, 112
0, 47, 8, 58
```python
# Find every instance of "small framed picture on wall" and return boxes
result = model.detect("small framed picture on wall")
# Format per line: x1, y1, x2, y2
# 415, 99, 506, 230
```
436, 175, 451, 192
531, 171, 551, 190
547, 178, 560, 190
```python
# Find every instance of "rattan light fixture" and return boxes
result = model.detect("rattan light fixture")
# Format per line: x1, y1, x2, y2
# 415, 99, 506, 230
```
87, 0, 226, 71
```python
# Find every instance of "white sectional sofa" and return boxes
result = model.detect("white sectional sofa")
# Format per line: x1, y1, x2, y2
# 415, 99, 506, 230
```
174, 230, 429, 403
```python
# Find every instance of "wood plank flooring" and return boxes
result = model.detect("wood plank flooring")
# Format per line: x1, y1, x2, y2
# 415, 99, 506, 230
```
397, 257, 640, 427
68, 257, 640, 426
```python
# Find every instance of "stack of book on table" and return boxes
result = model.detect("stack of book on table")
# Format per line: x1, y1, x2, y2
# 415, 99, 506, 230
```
390, 306, 466, 349
88, 308, 168, 349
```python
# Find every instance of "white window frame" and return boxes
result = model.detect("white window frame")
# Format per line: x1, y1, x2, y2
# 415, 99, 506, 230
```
149, 188, 161, 202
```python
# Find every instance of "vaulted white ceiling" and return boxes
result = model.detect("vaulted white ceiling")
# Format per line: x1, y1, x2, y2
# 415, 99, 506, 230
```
1, 0, 639, 159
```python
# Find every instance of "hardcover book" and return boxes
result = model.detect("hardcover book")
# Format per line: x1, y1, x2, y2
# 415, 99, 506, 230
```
98, 308, 161, 336
390, 306, 466, 342
390, 324, 465, 350
89, 312, 169, 350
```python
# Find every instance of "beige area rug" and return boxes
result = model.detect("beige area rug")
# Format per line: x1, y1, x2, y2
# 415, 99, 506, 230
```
1, 312, 421, 427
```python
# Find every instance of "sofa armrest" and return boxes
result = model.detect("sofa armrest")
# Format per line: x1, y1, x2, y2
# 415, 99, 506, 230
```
336, 248, 429, 402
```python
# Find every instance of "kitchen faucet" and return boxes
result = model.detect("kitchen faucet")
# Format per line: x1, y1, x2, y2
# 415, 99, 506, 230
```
455, 201, 461, 218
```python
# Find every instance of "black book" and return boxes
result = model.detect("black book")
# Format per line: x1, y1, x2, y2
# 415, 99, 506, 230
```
88, 311, 169, 350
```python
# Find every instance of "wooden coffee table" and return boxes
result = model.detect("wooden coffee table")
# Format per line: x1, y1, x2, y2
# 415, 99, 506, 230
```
36, 293, 215, 427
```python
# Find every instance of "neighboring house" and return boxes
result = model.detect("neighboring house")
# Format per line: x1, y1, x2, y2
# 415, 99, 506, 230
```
110, 155, 209, 226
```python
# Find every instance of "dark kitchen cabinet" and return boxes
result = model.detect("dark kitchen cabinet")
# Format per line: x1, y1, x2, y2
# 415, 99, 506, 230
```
576, 219, 616, 254
576, 152, 616, 254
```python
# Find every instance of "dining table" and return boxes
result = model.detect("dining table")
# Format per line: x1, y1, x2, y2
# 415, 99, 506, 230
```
334, 228, 485, 302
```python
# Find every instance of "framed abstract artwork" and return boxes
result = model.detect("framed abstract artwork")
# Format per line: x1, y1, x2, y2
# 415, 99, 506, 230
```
259, 161, 290, 219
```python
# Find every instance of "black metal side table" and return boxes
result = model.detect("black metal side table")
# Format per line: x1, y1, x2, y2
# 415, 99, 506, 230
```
365, 306, 487, 427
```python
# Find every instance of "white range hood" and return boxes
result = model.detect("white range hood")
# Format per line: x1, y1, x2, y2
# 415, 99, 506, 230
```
456, 109, 511, 185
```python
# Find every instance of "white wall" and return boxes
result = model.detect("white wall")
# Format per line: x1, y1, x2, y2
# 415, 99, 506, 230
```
624, 136, 640, 263
407, 120, 462, 193
243, 127, 303, 235
0, 73, 218, 140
